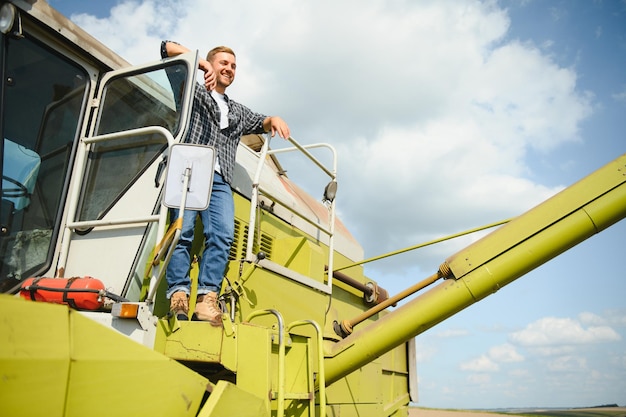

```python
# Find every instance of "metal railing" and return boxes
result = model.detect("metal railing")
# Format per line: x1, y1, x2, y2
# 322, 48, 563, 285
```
57, 126, 174, 275
245, 134, 338, 292
246, 309, 326, 417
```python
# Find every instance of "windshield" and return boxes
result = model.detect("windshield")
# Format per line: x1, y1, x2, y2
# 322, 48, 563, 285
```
1, 34, 89, 292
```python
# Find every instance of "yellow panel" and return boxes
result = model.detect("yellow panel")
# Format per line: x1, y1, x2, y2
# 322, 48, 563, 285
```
158, 320, 224, 362
326, 362, 382, 405
273, 236, 325, 281
198, 380, 267, 417
236, 324, 272, 401
67, 312, 209, 417
0, 295, 70, 417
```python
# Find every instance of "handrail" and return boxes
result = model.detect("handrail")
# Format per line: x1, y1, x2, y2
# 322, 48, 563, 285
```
245, 135, 338, 291
268, 142, 336, 179
245, 309, 286, 417
286, 320, 326, 417
67, 215, 160, 229
57, 126, 174, 276
256, 184, 333, 235
81, 126, 175, 145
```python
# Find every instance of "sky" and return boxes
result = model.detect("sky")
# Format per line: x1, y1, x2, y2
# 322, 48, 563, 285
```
49, 0, 626, 410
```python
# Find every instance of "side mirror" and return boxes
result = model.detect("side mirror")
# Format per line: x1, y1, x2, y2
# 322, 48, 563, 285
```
162, 144, 215, 211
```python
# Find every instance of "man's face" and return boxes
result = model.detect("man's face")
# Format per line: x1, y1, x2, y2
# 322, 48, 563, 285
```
210, 52, 236, 91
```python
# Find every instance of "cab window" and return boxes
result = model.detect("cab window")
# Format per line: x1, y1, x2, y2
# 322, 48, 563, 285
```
77, 65, 187, 221
1, 34, 89, 291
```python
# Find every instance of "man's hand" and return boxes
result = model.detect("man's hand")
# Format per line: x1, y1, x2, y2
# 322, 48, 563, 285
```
264, 116, 291, 139
164, 42, 216, 90
199, 59, 217, 91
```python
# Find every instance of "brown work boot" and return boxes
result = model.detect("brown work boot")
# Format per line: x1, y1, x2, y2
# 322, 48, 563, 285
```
194, 291, 222, 326
169, 291, 189, 320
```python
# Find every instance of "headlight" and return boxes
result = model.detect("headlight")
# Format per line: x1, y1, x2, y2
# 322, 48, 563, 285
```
0, 3, 16, 35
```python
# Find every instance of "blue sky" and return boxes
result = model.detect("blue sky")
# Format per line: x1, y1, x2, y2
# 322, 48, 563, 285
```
50, 0, 625, 410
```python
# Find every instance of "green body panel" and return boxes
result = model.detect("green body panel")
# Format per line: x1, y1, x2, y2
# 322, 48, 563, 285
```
273, 236, 326, 281
0, 294, 208, 417
327, 361, 383, 405
156, 319, 327, 416
198, 381, 267, 417
156, 320, 225, 362
0, 295, 70, 417
228, 262, 330, 331
228, 193, 331, 281
234, 324, 273, 406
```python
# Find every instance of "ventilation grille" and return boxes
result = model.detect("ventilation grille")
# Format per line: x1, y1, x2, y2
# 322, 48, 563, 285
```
230, 218, 273, 261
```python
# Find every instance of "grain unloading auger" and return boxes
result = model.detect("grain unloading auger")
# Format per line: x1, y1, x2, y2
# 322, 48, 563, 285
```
324, 153, 626, 386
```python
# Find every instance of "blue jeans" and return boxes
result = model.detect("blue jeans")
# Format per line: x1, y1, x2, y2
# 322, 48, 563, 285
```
165, 171, 234, 299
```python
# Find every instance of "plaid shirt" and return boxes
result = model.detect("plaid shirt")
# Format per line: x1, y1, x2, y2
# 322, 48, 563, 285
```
161, 41, 267, 184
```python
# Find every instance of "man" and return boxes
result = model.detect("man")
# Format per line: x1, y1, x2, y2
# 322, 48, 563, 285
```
161, 41, 290, 325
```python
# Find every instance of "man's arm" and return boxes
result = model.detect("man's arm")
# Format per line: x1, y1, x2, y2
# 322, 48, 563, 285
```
263, 116, 290, 139
162, 41, 216, 91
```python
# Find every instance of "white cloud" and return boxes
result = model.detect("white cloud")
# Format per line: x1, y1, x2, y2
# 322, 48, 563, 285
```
595, 25, 603, 39
72, 1, 180, 64
459, 343, 523, 375
578, 311, 607, 326
509, 316, 622, 347
607, 310, 626, 327
579, 310, 626, 328
488, 343, 524, 363
612, 86, 626, 102
460, 354, 500, 372
529, 345, 576, 357
508, 368, 530, 378
467, 373, 492, 384
547, 355, 587, 372
549, 6, 568, 22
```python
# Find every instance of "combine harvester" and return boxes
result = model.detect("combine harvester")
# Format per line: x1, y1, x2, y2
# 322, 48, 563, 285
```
1, 1, 624, 416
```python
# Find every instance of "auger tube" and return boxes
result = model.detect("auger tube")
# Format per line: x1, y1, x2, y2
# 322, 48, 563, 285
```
323, 153, 626, 386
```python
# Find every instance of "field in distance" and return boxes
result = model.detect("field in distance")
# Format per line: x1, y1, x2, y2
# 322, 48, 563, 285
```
409, 406, 626, 417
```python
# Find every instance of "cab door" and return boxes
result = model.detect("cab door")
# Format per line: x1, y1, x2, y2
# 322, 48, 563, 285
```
57, 52, 199, 299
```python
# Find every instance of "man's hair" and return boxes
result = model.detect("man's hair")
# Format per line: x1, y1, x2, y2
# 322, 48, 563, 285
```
207, 46, 236, 62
